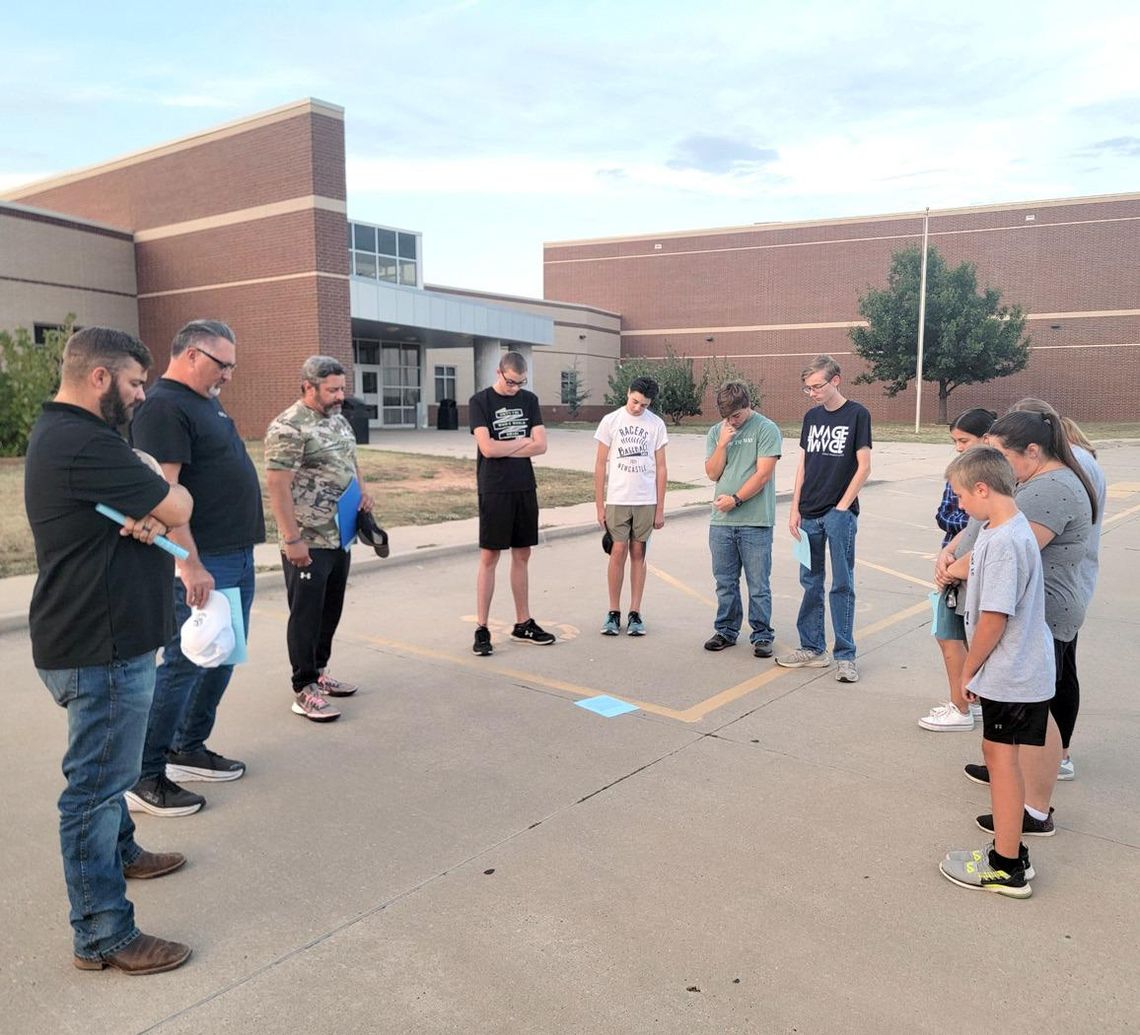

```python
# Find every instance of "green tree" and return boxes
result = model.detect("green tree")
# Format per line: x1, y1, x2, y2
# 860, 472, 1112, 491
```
604, 356, 658, 408
849, 247, 1030, 423
0, 317, 72, 455
561, 357, 591, 419
702, 354, 763, 412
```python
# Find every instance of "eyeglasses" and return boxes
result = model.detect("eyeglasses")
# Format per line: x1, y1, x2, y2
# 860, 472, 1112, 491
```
500, 373, 527, 387
194, 345, 237, 373
802, 378, 833, 395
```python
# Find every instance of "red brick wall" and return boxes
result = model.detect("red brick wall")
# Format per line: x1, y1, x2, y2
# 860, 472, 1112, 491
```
14, 106, 351, 435
545, 196, 1140, 422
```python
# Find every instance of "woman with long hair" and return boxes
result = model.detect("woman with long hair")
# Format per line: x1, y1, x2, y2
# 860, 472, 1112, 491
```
960, 405, 1098, 837
920, 407, 998, 732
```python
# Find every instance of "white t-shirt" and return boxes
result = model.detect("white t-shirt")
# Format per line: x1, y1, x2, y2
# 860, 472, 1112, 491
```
964, 512, 1055, 703
594, 407, 669, 505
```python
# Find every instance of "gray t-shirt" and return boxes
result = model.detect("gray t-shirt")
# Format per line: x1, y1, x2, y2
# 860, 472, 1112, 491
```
964, 512, 1055, 703
1073, 446, 1106, 605
1015, 466, 1093, 643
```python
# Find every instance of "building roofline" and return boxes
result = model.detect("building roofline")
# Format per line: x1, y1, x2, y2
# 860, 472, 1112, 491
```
543, 190, 1140, 249
0, 199, 133, 239
425, 282, 621, 319
1, 98, 344, 202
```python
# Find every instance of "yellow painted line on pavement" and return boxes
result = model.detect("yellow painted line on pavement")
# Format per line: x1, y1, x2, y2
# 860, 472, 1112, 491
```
1104, 501, 1140, 527
1106, 482, 1140, 498
855, 557, 934, 590
648, 563, 716, 608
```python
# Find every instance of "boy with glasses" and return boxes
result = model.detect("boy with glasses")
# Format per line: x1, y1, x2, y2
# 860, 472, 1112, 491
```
776, 355, 872, 682
469, 352, 555, 655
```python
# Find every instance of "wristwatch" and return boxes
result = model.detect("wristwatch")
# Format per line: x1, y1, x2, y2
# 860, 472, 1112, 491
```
731, 493, 744, 508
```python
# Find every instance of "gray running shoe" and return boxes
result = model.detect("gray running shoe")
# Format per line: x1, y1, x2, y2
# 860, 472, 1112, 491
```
626, 611, 646, 636
601, 611, 621, 636
292, 684, 341, 722
945, 841, 1035, 880
835, 659, 859, 683
939, 853, 1032, 898
775, 648, 831, 669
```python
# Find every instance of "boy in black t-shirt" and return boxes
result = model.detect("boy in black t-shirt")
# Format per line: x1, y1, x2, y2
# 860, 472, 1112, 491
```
776, 355, 872, 683
468, 352, 556, 655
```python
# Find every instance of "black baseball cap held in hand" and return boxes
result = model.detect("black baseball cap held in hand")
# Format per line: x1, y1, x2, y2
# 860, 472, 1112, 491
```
601, 526, 613, 555
357, 511, 390, 558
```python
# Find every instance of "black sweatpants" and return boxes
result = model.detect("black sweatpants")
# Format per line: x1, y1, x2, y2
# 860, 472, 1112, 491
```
1051, 634, 1080, 750
282, 547, 351, 692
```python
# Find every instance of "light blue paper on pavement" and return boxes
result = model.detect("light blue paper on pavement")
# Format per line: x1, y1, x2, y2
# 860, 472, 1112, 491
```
576, 695, 639, 718
220, 587, 248, 664
792, 531, 812, 570
336, 477, 362, 550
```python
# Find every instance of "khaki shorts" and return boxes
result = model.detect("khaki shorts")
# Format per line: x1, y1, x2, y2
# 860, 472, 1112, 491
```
605, 504, 656, 543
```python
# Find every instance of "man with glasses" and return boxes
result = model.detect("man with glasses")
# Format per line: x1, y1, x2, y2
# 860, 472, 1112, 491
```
469, 351, 556, 655
776, 355, 872, 682
127, 320, 264, 816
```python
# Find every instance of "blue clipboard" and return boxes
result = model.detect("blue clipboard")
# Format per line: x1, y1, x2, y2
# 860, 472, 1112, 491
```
336, 477, 362, 550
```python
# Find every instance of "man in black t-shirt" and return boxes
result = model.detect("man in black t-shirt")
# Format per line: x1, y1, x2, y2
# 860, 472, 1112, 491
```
127, 320, 265, 817
468, 352, 556, 656
27, 327, 195, 975
776, 355, 872, 683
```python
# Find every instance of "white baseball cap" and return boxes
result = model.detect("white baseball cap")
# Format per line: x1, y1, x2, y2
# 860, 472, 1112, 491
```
180, 590, 235, 668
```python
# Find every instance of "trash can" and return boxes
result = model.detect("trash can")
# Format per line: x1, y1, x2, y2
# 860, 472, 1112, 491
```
437, 398, 459, 430
341, 396, 370, 445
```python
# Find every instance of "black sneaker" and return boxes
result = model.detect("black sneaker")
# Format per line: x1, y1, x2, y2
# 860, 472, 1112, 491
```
752, 641, 774, 658
166, 748, 245, 783
976, 807, 1055, 837
704, 633, 735, 651
512, 618, 555, 645
125, 774, 205, 817
472, 625, 493, 656
964, 763, 990, 785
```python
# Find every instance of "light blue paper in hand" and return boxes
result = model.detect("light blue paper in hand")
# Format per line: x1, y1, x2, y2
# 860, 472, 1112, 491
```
576, 695, 639, 718
220, 587, 248, 664
928, 591, 941, 637
792, 531, 812, 570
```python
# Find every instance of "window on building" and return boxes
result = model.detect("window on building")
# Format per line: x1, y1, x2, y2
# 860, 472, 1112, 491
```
561, 369, 580, 405
434, 365, 456, 402
349, 221, 421, 287
33, 323, 70, 345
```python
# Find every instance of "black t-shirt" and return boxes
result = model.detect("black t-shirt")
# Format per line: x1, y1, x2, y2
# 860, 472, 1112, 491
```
130, 379, 265, 552
468, 386, 543, 494
798, 400, 873, 518
26, 403, 176, 669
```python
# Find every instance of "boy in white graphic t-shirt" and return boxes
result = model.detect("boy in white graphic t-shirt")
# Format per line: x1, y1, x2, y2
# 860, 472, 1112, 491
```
593, 377, 669, 636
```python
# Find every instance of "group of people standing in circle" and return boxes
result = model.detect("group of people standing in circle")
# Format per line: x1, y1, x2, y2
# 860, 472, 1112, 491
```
919, 396, 1105, 897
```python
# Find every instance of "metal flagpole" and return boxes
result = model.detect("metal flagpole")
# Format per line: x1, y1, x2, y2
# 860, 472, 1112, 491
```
914, 207, 930, 432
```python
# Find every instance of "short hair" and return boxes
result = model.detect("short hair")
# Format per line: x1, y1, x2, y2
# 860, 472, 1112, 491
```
170, 319, 236, 357
950, 407, 997, 437
300, 355, 345, 388
945, 445, 1017, 497
60, 327, 152, 384
500, 351, 527, 374
716, 380, 752, 418
802, 354, 840, 381
628, 376, 659, 402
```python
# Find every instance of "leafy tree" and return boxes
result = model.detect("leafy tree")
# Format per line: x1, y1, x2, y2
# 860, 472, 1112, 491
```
561, 357, 591, 419
604, 356, 658, 408
0, 317, 72, 455
849, 247, 1030, 423
702, 354, 763, 412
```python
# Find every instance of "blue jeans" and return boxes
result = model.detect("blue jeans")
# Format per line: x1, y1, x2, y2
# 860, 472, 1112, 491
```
708, 524, 774, 645
795, 508, 858, 660
140, 547, 255, 777
38, 653, 155, 959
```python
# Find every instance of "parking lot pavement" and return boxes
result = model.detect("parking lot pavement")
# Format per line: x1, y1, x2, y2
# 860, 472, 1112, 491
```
2, 443, 1138, 1032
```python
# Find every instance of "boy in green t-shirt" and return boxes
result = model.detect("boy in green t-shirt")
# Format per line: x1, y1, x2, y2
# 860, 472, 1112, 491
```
703, 381, 782, 657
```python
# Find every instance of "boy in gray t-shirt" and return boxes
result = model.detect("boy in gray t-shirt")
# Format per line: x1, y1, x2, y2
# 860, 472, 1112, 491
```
938, 448, 1054, 900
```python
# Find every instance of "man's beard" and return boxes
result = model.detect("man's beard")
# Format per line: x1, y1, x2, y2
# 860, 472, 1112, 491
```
98, 382, 132, 428
323, 403, 342, 417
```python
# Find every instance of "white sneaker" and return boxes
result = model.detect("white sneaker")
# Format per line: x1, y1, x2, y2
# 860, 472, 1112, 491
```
918, 701, 975, 732
835, 659, 859, 683
1058, 757, 1075, 781
775, 648, 831, 669
969, 701, 982, 720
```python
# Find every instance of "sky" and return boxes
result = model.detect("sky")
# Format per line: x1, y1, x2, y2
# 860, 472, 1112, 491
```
3, 0, 1137, 298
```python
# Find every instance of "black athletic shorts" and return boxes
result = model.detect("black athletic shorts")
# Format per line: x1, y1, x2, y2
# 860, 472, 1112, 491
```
980, 698, 1050, 746
479, 490, 539, 550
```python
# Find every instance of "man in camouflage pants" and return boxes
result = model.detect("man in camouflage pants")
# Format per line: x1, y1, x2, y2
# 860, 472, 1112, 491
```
265, 356, 374, 722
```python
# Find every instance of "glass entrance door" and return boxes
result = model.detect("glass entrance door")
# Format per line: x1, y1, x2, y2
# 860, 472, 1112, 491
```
352, 339, 381, 426
381, 343, 420, 427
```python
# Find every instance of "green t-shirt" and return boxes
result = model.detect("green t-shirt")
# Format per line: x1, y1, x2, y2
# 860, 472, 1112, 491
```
705, 412, 782, 527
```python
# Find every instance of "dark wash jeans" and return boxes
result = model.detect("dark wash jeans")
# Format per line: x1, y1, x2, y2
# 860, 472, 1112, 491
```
795, 507, 858, 661
708, 524, 775, 645
139, 547, 255, 778
38, 653, 154, 959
